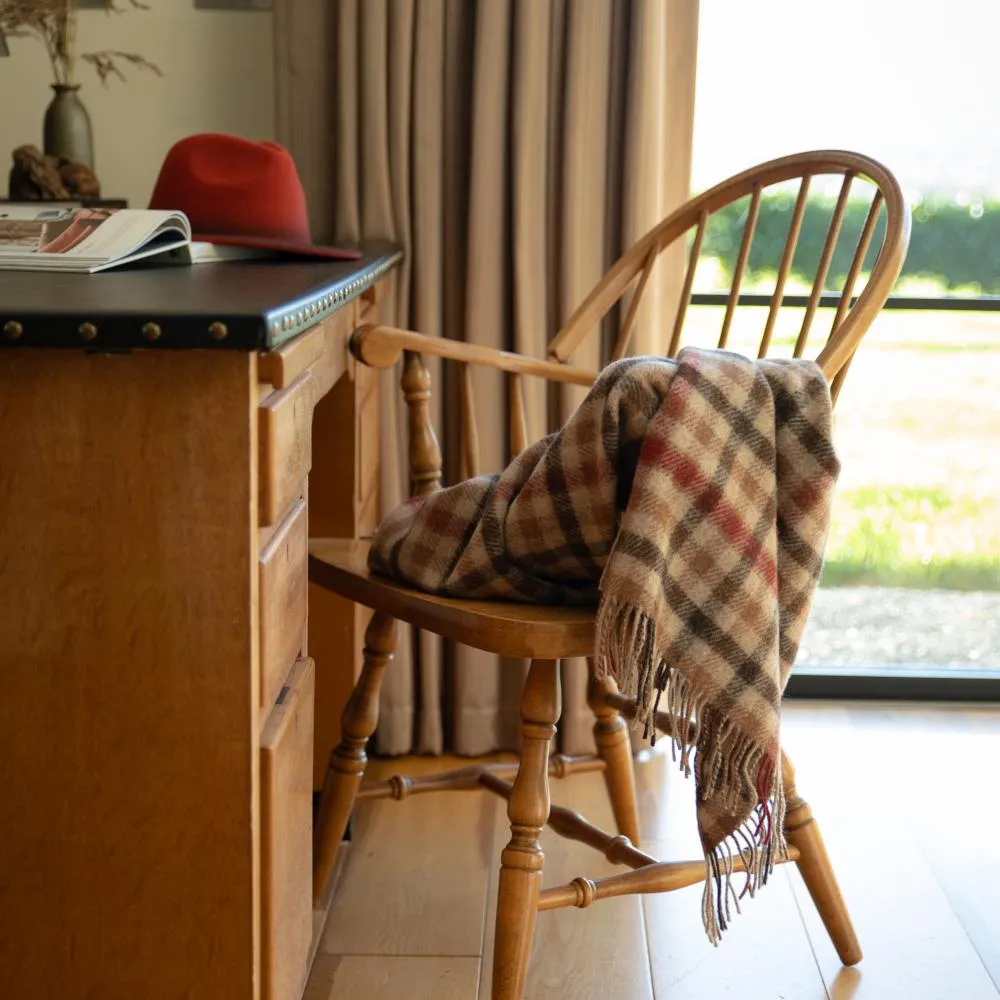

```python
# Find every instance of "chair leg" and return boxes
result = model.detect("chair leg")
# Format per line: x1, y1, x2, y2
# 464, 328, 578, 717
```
782, 750, 863, 966
312, 611, 398, 907
587, 667, 641, 846
492, 659, 561, 1000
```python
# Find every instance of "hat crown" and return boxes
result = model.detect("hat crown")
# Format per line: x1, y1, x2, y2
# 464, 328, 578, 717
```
149, 133, 311, 243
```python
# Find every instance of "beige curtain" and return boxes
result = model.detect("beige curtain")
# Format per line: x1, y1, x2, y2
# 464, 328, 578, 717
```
276, 0, 699, 756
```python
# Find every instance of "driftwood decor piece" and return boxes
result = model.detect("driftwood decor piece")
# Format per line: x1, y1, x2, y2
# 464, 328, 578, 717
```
8, 144, 100, 200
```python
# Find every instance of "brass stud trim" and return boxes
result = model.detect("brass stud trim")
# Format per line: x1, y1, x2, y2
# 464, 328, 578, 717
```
208, 321, 228, 341
3, 319, 23, 341
265, 251, 402, 344
142, 322, 162, 343
79, 322, 98, 342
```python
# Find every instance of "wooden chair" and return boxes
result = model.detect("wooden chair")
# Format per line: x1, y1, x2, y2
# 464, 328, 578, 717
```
308, 150, 911, 999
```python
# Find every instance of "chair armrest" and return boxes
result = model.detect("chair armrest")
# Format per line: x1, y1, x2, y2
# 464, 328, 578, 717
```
350, 324, 599, 388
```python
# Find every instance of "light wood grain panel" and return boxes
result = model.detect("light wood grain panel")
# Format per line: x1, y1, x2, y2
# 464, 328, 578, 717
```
307, 953, 481, 1000
481, 768, 655, 1000
320, 757, 497, 958
0, 348, 258, 1000
259, 497, 309, 711
261, 658, 316, 1000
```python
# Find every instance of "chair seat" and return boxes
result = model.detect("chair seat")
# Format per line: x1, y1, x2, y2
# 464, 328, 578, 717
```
308, 539, 597, 659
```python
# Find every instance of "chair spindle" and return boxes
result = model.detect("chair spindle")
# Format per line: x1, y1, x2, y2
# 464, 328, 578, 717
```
759, 175, 811, 358
613, 245, 658, 361
401, 350, 443, 495
509, 374, 528, 459
795, 172, 854, 357
830, 190, 885, 339
826, 191, 885, 403
668, 210, 708, 356
718, 185, 762, 349
459, 362, 480, 478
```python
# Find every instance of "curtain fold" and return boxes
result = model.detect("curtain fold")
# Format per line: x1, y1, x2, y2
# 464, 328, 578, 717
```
283, 0, 699, 756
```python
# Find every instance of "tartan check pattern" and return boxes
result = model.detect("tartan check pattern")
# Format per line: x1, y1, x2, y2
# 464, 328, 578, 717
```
369, 347, 839, 941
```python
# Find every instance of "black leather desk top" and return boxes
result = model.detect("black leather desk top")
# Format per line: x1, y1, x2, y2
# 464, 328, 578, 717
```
0, 242, 402, 352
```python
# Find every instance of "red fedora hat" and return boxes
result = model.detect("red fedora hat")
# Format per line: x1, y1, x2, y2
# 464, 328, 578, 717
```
149, 133, 361, 260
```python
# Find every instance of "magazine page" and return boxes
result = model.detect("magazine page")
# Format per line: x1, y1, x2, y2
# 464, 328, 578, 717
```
0, 205, 190, 271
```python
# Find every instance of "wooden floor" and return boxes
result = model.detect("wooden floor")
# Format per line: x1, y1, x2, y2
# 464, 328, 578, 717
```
305, 701, 1000, 999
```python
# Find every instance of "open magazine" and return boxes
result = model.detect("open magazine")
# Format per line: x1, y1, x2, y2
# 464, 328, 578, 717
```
0, 205, 269, 273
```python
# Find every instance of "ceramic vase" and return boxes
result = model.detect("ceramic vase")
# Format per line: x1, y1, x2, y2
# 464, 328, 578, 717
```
43, 84, 94, 168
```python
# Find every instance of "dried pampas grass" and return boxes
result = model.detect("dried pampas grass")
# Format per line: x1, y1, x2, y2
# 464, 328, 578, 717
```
0, 0, 161, 86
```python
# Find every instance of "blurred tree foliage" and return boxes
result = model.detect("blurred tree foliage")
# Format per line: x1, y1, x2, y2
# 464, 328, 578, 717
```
702, 191, 1000, 294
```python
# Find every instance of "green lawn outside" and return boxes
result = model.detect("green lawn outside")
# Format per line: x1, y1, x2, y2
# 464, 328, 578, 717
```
682, 303, 1000, 592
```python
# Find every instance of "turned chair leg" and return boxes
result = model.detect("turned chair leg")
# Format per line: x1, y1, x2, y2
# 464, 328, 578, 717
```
587, 666, 641, 846
782, 750, 862, 965
312, 611, 398, 907
492, 658, 561, 1000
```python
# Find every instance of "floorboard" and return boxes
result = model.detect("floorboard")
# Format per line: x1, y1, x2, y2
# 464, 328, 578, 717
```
637, 748, 830, 999
479, 768, 655, 1000
783, 702, 999, 999
318, 756, 496, 958
308, 702, 1000, 999
306, 953, 481, 1000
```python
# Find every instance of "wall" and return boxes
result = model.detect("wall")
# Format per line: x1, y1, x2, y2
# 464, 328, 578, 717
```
0, 4, 274, 208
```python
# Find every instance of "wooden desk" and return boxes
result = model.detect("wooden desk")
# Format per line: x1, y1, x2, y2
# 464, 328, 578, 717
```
0, 246, 399, 1000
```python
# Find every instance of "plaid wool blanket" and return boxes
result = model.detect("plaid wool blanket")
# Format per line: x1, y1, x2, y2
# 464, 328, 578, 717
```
369, 347, 840, 941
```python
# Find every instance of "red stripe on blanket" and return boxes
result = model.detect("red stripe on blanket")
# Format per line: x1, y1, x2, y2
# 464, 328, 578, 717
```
643, 436, 778, 590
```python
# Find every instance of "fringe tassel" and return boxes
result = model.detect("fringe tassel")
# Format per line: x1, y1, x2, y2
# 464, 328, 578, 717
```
595, 596, 788, 946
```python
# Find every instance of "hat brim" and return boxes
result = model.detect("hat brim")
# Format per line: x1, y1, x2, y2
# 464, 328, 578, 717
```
194, 232, 363, 261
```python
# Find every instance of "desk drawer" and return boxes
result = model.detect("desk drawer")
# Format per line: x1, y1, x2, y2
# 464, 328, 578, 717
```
259, 372, 315, 527
261, 657, 315, 1000
259, 323, 328, 391
259, 498, 308, 710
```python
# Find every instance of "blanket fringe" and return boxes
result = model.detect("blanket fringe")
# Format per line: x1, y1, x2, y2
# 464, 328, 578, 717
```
700, 793, 789, 945
595, 596, 789, 945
